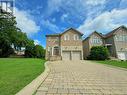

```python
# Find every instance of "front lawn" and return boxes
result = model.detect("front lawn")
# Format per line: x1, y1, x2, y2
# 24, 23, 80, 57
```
0, 58, 45, 95
96, 60, 127, 69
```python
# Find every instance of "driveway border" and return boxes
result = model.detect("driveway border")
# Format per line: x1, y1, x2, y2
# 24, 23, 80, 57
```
16, 61, 50, 95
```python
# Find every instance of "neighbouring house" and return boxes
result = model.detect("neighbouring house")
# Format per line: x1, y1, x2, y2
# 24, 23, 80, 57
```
11, 44, 25, 56
83, 31, 105, 59
45, 28, 83, 61
83, 26, 127, 60
14, 47, 25, 55
105, 26, 127, 60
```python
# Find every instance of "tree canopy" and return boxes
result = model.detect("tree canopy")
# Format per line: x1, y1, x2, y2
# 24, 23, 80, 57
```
0, 10, 45, 58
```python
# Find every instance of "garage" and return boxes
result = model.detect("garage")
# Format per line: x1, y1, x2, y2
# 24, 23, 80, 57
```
117, 51, 127, 60
72, 51, 81, 60
125, 51, 127, 60
62, 51, 71, 60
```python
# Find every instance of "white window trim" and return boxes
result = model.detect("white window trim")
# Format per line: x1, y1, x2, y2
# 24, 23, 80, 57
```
74, 34, 79, 40
115, 35, 127, 42
74, 35, 76, 40
92, 37, 102, 44
64, 35, 69, 40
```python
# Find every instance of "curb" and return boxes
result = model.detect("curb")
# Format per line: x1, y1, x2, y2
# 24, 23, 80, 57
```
16, 61, 50, 95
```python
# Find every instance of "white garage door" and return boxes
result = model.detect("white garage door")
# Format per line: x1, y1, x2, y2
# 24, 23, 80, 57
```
125, 52, 127, 60
62, 51, 71, 60
72, 51, 81, 60
117, 52, 127, 60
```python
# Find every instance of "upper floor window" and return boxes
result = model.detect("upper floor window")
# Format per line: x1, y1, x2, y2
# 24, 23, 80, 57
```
64, 34, 69, 40
74, 34, 80, 40
91, 37, 102, 44
115, 35, 127, 42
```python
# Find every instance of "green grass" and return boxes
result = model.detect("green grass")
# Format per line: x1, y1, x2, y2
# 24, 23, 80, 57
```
96, 60, 127, 69
0, 58, 46, 95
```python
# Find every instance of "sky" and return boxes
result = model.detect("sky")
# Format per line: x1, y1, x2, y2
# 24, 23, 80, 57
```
13, 0, 127, 47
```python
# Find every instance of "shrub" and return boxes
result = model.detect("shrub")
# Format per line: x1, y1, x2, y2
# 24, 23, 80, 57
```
87, 46, 109, 60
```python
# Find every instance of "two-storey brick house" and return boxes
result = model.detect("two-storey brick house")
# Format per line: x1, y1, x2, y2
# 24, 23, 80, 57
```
46, 28, 83, 61
46, 26, 127, 61
105, 26, 127, 60
83, 26, 127, 60
83, 31, 105, 59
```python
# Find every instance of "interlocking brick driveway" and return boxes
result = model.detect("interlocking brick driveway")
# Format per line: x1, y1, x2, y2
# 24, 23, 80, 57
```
35, 61, 127, 95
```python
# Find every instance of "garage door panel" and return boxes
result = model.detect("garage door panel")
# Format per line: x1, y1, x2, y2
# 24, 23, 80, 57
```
72, 51, 81, 60
117, 52, 127, 60
125, 52, 127, 60
62, 51, 71, 60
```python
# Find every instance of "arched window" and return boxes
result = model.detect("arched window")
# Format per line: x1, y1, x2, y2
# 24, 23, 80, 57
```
53, 46, 59, 55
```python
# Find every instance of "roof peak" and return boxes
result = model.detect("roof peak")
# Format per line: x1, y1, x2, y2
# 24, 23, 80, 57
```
105, 25, 127, 37
61, 27, 83, 35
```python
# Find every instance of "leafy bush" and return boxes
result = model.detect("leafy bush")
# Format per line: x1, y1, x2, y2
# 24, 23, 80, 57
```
87, 46, 109, 60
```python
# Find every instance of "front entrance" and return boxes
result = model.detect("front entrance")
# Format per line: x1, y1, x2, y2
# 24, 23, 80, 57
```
107, 45, 112, 56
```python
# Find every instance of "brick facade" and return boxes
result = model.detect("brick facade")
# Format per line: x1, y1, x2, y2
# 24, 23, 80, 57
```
46, 26, 127, 60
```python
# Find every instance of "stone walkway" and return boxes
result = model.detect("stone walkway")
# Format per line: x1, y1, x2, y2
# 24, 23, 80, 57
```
35, 61, 127, 95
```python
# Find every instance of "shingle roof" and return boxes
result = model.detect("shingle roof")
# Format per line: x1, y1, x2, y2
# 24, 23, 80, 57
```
60, 28, 84, 35
45, 33, 60, 37
83, 31, 104, 41
46, 28, 83, 37
46, 26, 127, 39
105, 25, 127, 38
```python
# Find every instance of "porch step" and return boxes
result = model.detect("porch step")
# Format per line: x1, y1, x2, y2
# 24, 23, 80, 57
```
50, 56, 62, 61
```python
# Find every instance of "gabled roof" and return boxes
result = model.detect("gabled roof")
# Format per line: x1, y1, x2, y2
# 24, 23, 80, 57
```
83, 31, 104, 41
46, 28, 83, 37
105, 25, 127, 38
91, 31, 104, 38
46, 33, 60, 37
60, 28, 84, 35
